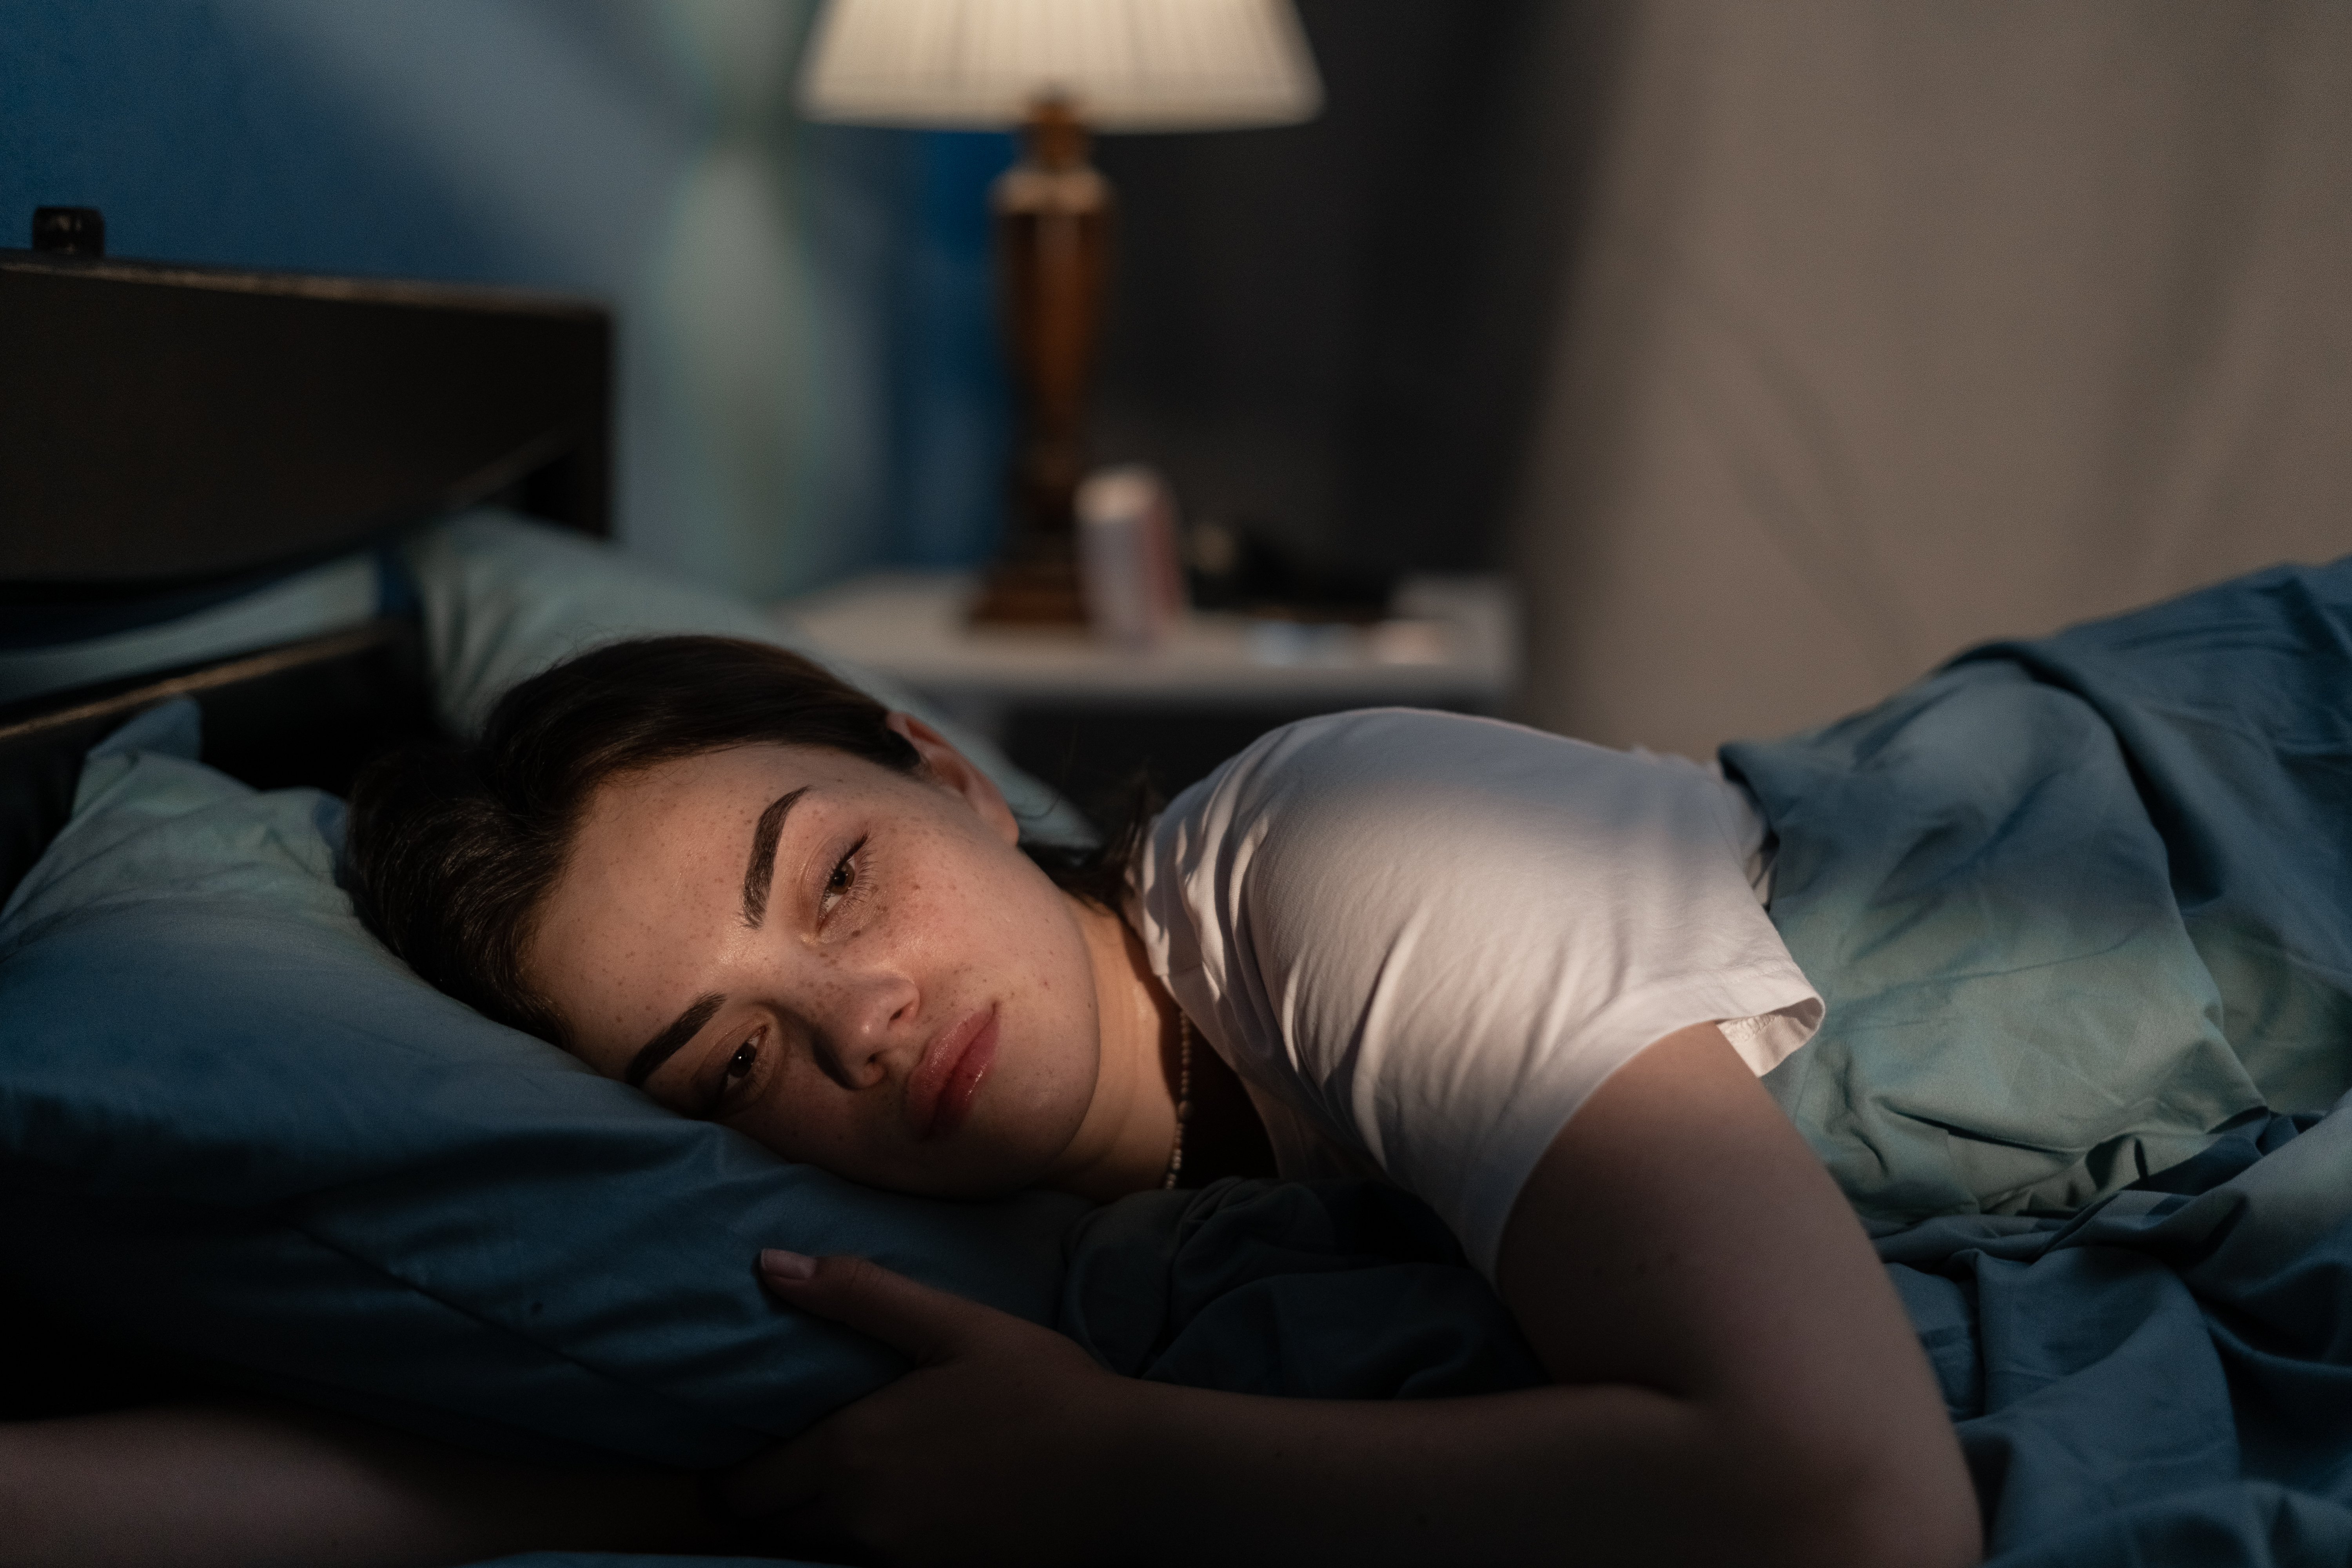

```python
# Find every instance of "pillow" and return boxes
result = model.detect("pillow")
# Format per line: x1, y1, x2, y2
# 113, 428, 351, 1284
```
0, 701, 1089, 1466
0, 552, 384, 710
401, 508, 1092, 845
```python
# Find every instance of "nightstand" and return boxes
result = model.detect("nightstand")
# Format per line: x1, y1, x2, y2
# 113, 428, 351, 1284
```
776, 571, 1520, 809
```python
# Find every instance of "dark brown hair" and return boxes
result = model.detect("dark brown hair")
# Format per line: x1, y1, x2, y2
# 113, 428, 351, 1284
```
346, 635, 1141, 1046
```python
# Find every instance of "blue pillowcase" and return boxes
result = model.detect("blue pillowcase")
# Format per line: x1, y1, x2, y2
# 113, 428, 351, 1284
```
403, 509, 1093, 845
0, 682, 1089, 1467
0, 552, 387, 710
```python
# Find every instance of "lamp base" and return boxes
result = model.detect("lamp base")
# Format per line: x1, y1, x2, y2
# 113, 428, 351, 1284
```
968, 551, 1087, 627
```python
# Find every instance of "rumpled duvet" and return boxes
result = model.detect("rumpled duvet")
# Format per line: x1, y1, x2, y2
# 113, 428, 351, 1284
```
1055, 1092, 2352, 1567
474, 557, 2352, 1566
1723, 556, 2352, 1231
473, 1104, 2352, 1567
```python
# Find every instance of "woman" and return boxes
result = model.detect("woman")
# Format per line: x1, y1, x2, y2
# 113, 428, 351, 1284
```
350, 636, 1981, 1568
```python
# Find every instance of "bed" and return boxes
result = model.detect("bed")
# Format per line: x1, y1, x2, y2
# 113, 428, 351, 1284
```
6, 243, 2352, 1568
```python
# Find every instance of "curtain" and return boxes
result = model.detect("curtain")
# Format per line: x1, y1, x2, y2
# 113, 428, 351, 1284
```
1508, 0, 2352, 758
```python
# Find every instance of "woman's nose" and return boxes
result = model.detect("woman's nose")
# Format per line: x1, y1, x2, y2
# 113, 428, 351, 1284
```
806, 967, 921, 1090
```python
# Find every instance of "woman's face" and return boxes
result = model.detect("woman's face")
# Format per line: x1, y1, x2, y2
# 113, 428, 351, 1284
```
524, 719, 1108, 1198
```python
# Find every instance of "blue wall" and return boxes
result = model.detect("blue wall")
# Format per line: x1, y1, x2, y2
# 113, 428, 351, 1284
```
5, 3, 510, 279
2, 0, 1011, 596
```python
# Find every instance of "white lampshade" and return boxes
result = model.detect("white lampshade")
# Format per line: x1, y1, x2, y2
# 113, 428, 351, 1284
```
797, 0, 1322, 132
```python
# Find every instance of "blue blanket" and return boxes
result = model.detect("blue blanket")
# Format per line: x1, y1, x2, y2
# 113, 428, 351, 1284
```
472, 1102, 2352, 1568
1062, 1104, 2352, 1566
1085, 1098, 2352, 1565
1882, 1104, 2352, 1563
1723, 557, 2352, 1228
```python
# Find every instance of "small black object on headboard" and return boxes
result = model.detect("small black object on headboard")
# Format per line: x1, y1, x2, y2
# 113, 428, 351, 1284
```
0, 245, 610, 593
31, 207, 106, 258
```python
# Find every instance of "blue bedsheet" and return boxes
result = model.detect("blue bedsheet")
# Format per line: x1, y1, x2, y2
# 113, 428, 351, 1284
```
1723, 557, 2352, 1228
1884, 1102, 2352, 1564
1053, 1095, 2352, 1567
468, 1100, 2352, 1568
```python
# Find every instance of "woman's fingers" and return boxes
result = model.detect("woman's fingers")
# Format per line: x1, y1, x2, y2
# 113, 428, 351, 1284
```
757, 1249, 993, 1363
734, 1249, 1134, 1563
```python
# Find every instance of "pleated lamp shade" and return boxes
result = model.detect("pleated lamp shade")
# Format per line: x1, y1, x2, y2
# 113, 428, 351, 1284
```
797, 0, 1322, 131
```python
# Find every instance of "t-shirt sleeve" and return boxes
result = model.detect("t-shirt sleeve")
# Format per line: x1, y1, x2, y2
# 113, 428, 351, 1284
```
1129, 710, 1821, 1280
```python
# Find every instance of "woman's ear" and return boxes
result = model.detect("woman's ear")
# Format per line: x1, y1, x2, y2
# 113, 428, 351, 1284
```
884, 712, 1021, 845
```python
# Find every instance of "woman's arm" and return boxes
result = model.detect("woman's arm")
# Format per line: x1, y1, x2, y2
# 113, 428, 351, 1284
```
1489, 1021, 1980, 1564
0, 1398, 744, 1568
733, 1025, 1980, 1568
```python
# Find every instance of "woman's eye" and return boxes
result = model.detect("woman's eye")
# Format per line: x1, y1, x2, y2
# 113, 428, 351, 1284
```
703, 1032, 764, 1116
819, 838, 868, 915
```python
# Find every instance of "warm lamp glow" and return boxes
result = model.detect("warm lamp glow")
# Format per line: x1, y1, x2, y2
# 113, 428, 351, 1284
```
797, 0, 1322, 623
798, 0, 1322, 131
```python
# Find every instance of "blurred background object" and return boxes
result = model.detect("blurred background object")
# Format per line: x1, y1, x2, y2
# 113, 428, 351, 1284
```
781, 566, 1515, 808
5, 0, 2347, 774
799, 0, 1321, 624
1075, 465, 1186, 650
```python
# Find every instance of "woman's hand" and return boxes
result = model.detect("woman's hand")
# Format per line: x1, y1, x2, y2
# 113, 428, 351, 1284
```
724, 1250, 1129, 1567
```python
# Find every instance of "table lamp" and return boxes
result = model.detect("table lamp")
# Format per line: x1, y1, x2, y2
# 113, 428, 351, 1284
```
799, 0, 1322, 624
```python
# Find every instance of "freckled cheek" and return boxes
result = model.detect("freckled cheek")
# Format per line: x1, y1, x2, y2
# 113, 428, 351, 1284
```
872, 831, 1066, 1017
878, 857, 979, 964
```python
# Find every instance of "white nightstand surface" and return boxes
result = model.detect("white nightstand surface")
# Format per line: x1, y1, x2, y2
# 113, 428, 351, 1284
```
776, 572, 1520, 710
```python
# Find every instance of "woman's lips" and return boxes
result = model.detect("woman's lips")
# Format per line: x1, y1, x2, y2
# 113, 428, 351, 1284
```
905, 1006, 998, 1141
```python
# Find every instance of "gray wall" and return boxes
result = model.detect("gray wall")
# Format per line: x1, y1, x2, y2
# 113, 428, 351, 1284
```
1508, 0, 2352, 757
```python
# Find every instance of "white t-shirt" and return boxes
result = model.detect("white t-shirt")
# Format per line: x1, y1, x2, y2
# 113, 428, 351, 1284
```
1125, 710, 1822, 1280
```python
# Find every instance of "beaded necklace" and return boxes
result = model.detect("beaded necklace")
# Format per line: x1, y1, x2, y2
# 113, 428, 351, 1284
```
1160, 1014, 1193, 1189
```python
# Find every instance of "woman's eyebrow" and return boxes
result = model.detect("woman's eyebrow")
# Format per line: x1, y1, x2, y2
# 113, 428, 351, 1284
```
626, 991, 725, 1088
741, 787, 812, 929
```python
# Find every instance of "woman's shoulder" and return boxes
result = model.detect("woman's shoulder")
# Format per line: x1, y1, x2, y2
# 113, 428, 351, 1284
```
1134, 706, 1758, 965
1164, 707, 1731, 852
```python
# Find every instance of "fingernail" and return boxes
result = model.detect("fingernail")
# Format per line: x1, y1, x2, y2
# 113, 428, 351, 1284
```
759, 1247, 818, 1281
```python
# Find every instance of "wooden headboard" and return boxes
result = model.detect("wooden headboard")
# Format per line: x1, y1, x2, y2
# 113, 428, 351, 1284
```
0, 249, 610, 591
0, 249, 614, 899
